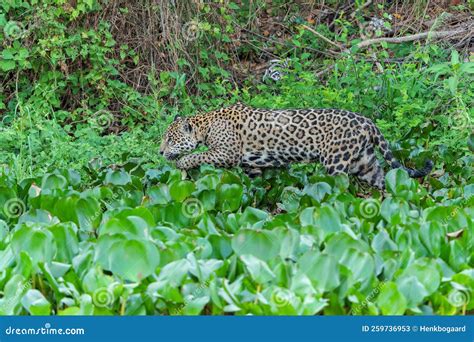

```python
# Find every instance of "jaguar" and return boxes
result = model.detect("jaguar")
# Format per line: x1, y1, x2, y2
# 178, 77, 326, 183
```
159, 103, 433, 189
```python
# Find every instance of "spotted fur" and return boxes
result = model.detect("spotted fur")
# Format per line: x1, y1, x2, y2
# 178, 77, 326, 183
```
159, 103, 433, 189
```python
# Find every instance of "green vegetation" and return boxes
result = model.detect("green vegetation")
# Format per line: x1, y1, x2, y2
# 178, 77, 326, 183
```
0, 161, 472, 315
0, 1, 473, 315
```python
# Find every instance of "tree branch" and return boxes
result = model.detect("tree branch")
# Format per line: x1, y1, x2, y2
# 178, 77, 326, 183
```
356, 27, 469, 48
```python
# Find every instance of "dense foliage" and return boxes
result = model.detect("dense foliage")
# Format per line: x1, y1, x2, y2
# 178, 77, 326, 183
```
1, 1, 473, 178
0, 160, 472, 315
0, 1, 473, 316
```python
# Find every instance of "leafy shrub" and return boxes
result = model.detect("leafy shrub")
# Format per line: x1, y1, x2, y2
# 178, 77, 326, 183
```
0, 0, 472, 317
0, 160, 472, 315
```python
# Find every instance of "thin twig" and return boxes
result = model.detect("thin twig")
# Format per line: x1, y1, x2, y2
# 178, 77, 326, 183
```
300, 24, 349, 52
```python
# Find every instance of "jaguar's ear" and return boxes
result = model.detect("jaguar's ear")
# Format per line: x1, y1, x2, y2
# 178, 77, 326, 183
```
182, 119, 192, 133
173, 115, 181, 122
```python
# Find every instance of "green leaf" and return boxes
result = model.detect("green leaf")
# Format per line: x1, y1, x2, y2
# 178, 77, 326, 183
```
385, 168, 416, 199
232, 229, 279, 261
21, 289, 51, 315
108, 239, 160, 282
325, 233, 370, 260
299, 252, 340, 292
313, 205, 343, 237
396, 259, 441, 296
157, 259, 190, 286
0, 60, 15, 71
105, 169, 132, 185
238, 207, 268, 227
148, 184, 172, 205
340, 248, 375, 285
217, 183, 243, 211
240, 254, 275, 284
397, 276, 429, 308
48, 222, 79, 263
75, 196, 101, 231
169, 180, 195, 201
182, 295, 209, 315
419, 221, 444, 257
376, 282, 407, 315
0, 274, 30, 315
100, 208, 153, 239
41, 174, 67, 191
303, 182, 332, 202
11, 225, 56, 265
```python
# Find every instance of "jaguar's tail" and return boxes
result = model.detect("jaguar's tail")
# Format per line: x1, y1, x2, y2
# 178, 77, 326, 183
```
371, 125, 433, 178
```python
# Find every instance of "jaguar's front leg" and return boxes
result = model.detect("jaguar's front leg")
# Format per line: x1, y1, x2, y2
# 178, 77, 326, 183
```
175, 149, 237, 170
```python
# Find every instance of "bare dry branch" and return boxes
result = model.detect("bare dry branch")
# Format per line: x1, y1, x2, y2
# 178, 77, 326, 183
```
357, 27, 471, 48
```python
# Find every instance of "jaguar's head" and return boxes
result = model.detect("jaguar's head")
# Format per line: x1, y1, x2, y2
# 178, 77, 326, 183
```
159, 116, 200, 160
